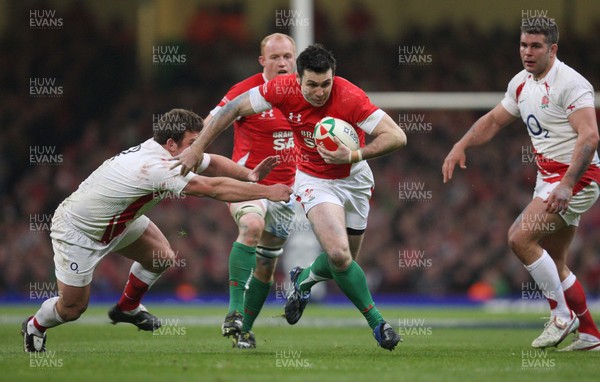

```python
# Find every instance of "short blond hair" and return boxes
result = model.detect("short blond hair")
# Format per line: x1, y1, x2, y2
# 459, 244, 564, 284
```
260, 33, 296, 56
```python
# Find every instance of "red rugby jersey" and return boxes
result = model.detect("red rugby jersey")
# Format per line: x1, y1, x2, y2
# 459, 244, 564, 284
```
257, 74, 381, 179
211, 73, 296, 186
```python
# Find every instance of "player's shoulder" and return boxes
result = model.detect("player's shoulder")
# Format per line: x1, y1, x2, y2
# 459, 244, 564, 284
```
554, 61, 593, 90
261, 73, 298, 99
105, 139, 158, 172
332, 76, 367, 98
507, 69, 530, 88
127, 138, 166, 163
140, 137, 161, 152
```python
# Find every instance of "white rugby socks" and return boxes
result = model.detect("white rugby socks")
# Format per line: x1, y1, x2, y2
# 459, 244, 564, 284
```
28, 296, 65, 336
524, 250, 571, 321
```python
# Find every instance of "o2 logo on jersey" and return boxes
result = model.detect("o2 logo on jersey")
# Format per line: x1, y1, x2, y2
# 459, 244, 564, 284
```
526, 114, 550, 138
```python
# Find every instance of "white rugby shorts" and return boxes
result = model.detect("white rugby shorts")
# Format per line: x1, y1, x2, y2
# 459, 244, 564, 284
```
293, 161, 374, 231
533, 174, 600, 226
50, 205, 149, 286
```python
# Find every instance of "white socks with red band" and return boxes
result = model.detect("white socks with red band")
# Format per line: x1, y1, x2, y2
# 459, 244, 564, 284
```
524, 250, 571, 321
131, 261, 162, 286
29, 296, 64, 336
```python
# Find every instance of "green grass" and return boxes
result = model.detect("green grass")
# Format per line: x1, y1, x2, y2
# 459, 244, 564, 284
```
1, 304, 598, 382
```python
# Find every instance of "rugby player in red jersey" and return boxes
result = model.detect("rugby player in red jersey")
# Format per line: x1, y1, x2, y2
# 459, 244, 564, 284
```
208, 33, 298, 348
173, 44, 407, 350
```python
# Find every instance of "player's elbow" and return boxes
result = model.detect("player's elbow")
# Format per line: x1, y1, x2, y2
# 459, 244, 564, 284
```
587, 130, 599, 149
393, 127, 407, 149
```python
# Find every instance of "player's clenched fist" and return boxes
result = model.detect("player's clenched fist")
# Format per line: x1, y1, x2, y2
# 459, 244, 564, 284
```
266, 184, 293, 202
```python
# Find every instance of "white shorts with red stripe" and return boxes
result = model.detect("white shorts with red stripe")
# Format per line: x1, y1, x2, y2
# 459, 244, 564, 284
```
50, 205, 149, 287
533, 173, 600, 226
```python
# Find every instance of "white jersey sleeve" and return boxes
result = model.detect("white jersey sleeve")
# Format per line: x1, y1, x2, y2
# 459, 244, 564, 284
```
559, 77, 594, 116
356, 109, 385, 134
248, 86, 272, 114
501, 70, 528, 118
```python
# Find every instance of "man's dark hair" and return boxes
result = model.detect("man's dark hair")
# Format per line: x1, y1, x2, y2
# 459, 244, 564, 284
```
153, 109, 203, 144
296, 44, 336, 78
521, 17, 559, 45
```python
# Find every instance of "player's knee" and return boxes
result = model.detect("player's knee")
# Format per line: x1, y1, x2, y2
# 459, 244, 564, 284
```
507, 229, 520, 253
327, 248, 352, 271
237, 214, 265, 246
507, 225, 523, 251
507, 224, 532, 256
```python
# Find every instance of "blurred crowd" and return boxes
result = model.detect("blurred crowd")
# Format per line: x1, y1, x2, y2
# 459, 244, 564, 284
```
2, 2, 600, 302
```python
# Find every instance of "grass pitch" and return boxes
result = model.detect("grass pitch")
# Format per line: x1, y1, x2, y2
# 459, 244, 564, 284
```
1, 303, 598, 382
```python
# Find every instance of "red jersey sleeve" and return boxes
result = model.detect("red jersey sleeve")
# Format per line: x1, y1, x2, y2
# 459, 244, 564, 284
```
258, 73, 297, 110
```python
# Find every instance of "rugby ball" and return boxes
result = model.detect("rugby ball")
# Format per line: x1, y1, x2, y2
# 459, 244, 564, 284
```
313, 117, 360, 151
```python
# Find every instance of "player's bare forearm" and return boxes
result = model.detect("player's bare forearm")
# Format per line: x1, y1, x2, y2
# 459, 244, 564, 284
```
201, 154, 277, 182
203, 178, 268, 201
456, 115, 499, 150
561, 132, 598, 189
200, 154, 251, 180
562, 143, 595, 189
183, 176, 291, 202
442, 104, 515, 183
456, 104, 515, 150
360, 114, 406, 160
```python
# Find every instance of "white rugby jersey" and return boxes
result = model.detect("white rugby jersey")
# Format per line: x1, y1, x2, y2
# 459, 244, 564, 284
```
57, 138, 202, 244
501, 59, 600, 193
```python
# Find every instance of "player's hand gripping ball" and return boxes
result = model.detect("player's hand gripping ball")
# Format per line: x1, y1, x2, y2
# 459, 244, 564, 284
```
313, 117, 360, 151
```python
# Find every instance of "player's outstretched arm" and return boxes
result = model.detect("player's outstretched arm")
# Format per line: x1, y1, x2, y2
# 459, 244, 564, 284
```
183, 176, 292, 202
171, 91, 258, 176
442, 103, 516, 183
200, 154, 278, 182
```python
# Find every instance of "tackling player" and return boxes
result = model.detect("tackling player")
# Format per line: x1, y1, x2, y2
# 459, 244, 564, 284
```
208, 33, 299, 349
21, 109, 292, 352
173, 45, 407, 351
443, 17, 600, 350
